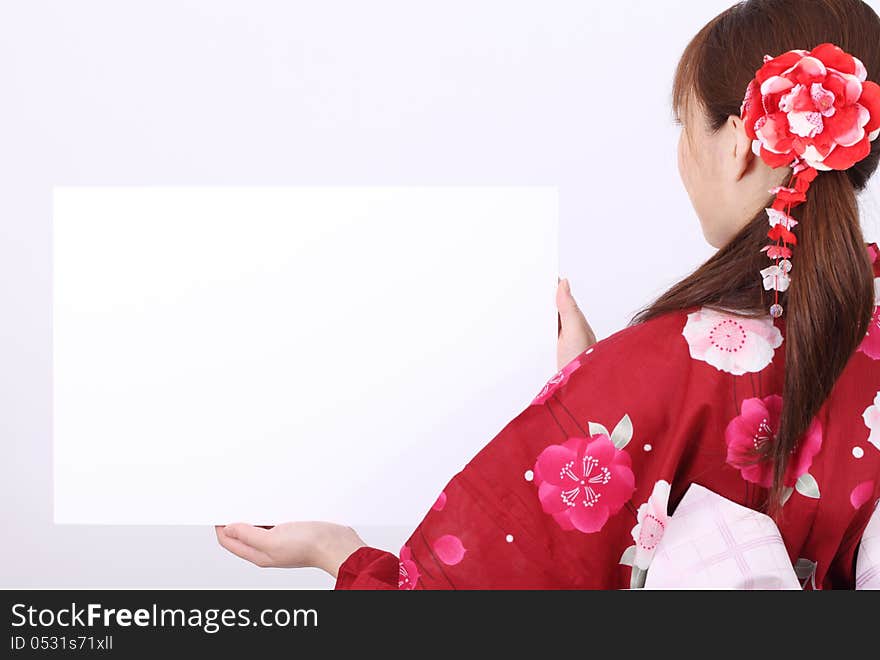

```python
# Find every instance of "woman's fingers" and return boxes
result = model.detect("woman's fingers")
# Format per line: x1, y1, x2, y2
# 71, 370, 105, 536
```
215, 525, 275, 567
220, 536, 273, 567
557, 279, 563, 336
557, 278, 594, 336
555, 277, 597, 370
223, 523, 273, 550
557, 278, 583, 321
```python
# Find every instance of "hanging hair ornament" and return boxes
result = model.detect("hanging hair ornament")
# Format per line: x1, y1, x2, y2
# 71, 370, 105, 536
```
740, 42, 880, 318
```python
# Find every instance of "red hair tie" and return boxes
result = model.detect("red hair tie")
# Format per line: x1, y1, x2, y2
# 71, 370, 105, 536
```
740, 42, 880, 318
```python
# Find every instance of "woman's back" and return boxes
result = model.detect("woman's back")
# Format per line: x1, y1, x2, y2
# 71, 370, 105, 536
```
335, 243, 880, 589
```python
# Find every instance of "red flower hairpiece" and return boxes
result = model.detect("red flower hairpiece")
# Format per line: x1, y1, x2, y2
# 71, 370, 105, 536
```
740, 42, 880, 318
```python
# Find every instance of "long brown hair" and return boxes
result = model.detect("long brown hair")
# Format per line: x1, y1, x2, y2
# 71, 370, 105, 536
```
629, 0, 880, 518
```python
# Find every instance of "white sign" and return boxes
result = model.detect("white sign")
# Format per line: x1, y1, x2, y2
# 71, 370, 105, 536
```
53, 187, 558, 525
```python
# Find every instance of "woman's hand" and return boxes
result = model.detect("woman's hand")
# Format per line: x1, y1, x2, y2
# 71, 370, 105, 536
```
557, 277, 597, 370
215, 521, 367, 578
215, 282, 593, 577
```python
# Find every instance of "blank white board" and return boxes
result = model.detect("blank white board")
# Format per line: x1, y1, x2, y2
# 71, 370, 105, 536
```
53, 187, 558, 525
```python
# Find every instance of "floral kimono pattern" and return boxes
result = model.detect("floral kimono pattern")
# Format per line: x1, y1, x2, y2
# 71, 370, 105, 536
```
335, 243, 880, 590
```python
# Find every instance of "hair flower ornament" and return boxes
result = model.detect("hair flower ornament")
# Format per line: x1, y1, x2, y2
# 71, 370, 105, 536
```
740, 42, 880, 318
760, 258, 792, 292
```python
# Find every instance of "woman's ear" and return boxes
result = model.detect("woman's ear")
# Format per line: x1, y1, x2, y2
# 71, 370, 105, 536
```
727, 114, 754, 181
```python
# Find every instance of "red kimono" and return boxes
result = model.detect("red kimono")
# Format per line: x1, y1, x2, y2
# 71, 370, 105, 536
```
335, 244, 880, 590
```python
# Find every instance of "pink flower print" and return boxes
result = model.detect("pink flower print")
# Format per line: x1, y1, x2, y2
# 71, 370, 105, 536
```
857, 279, 880, 359
682, 306, 783, 375
862, 391, 880, 451
530, 356, 582, 405
398, 545, 420, 590
534, 434, 635, 533
630, 480, 671, 570
859, 306, 880, 359
432, 534, 466, 565
432, 491, 447, 511
867, 242, 880, 269
725, 395, 823, 488
851, 481, 875, 510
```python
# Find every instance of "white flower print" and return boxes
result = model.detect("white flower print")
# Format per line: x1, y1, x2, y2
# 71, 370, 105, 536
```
682, 306, 783, 375
630, 480, 671, 571
619, 479, 671, 589
861, 391, 880, 452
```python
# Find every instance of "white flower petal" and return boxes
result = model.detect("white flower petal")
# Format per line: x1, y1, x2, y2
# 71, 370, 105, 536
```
761, 75, 795, 95
854, 56, 868, 82
801, 144, 832, 170
756, 127, 789, 153
629, 480, 671, 571
863, 394, 880, 452
841, 72, 864, 104
836, 124, 865, 148
760, 266, 791, 292
766, 208, 797, 229
782, 56, 827, 80
778, 84, 803, 113
787, 111, 823, 138
831, 104, 869, 147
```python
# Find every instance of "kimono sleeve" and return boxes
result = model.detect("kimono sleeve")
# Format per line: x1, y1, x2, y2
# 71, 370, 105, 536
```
334, 546, 401, 589
335, 310, 697, 589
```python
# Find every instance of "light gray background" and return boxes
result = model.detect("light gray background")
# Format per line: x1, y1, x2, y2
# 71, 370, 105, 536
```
2, 0, 878, 587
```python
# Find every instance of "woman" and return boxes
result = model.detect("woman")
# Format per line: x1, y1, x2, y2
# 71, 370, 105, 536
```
216, 0, 880, 589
